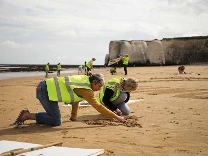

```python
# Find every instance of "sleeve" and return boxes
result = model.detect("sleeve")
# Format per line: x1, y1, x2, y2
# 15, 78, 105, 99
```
102, 88, 118, 111
124, 92, 130, 103
73, 88, 117, 119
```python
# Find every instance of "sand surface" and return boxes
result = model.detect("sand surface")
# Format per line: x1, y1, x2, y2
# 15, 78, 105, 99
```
0, 65, 208, 156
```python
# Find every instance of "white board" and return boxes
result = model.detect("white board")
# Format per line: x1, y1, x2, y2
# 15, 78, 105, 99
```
63, 99, 144, 107
0, 140, 104, 156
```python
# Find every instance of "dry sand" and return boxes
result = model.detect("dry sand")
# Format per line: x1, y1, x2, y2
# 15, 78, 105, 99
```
0, 65, 208, 156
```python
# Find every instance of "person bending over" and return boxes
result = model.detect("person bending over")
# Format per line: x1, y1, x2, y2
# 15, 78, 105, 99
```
14, 73, 125, 127
98, 77, 138, 116
86, 58, 96, 76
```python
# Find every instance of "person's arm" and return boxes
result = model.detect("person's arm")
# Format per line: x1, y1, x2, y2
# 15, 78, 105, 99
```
124, 92, 130, 103
102, 88, 118, 111
74, 88, 123, 120
70, 102, 79, 121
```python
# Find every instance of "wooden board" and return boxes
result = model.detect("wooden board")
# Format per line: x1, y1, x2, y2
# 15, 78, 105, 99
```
107, 58, 122, 66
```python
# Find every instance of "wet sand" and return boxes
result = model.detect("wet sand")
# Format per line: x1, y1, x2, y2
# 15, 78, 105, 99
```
0, 65, 208, 156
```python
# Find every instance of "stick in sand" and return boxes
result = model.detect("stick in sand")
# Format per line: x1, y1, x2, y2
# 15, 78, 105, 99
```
0, 142, 63, 156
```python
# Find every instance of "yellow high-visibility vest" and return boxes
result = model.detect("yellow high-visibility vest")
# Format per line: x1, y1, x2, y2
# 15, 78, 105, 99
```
46, 75, 92, 103
57, 64, 61, 70
45, 65, 49, 71
123, 56, 129, 65
98, 77, 123, 104
86, 60, 93, 69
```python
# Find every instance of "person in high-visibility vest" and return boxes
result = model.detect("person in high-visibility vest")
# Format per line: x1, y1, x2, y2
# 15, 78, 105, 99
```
122, 54, 129, 75
86, 58, 96, 76
45, 62, 50, 78
57, 63, 61, 76
14, 73, 125, 127
98, 77, 138, 116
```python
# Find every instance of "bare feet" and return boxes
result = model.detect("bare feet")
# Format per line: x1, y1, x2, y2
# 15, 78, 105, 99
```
15, 109, 30, 126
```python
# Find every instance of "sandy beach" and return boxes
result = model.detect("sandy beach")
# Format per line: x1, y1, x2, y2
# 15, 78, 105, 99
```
0, 65, 208, 156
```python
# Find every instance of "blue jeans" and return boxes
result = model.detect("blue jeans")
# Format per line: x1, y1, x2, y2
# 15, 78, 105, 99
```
36, 81, 61, 126
112, 92, 130, 115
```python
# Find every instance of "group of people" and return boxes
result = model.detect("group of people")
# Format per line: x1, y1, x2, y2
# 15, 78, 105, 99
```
78, 58, 96, 76
45, 58, 96, 78
15, 73, 138, 127
14, 55, 135, 127
45, 54, 129, 78
110, 54, 129, 75
45, 63, 61, 78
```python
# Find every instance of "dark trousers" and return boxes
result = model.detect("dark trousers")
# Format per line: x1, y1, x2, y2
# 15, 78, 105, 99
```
86, 66, 92, 76
123, 64, 128, 75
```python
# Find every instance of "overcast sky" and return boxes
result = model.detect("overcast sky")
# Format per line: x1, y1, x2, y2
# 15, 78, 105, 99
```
0, 0, 207, 65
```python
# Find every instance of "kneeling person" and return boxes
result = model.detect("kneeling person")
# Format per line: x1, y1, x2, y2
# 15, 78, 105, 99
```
98, 77, 138, 116
110, 67, 117, 75
178, 65, 186, 74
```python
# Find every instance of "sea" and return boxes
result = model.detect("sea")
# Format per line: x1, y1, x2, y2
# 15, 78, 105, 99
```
0, 70, 77, 80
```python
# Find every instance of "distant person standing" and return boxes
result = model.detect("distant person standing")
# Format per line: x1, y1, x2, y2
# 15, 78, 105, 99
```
86, 58, 96, 76
118, 54, 122, 68
78, 65, 83, 75
84, 61, 87, 75
57, 63, 61, 76
45, 63, 50, 78
122, 54, 129, 75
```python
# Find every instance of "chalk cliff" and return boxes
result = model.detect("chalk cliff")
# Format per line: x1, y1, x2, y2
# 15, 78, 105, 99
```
106, 36, 208, 66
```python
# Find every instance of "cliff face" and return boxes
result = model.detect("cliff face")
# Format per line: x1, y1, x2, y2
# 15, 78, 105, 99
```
106, 36, 208, 66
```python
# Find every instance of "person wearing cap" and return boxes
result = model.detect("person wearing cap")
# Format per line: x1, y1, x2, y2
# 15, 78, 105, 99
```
86, 58, 96, 76
14, 73, 125, 127
98, 77, 138, 116
122, 54, 129, 75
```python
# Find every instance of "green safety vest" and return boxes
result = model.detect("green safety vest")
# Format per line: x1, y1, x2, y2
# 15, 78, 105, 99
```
46, 75, 92, 103
123, 57, 129, 65
57, 64, 61, 70
45, 65, 49, 71
98, 77, 123, 104
86, 60, 93, 69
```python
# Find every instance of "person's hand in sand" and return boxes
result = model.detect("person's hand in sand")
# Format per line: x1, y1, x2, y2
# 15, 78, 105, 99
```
116, 115, 125, 123
14, 73, 125, 127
